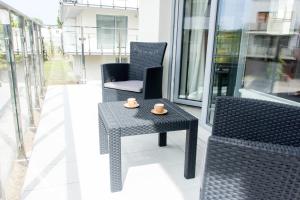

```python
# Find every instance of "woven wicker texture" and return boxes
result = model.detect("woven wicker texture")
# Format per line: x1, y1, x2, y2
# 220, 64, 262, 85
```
201, 136, 300, 200
98, 98, 198, 192
99, 98, 197, 136
213, 97, 300, 146
129, 42, 167, 80
201, 97, 300, 200
102, 87, 144, 102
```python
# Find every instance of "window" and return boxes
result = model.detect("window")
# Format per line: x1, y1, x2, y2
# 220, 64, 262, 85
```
174, 0, 211, 106
96, 15, 128, 50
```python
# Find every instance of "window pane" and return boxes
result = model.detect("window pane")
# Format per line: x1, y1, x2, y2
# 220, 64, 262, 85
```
97, 15, 115, 49
116, 16, 128, 48
178, 0, 211, 102
97, 15, 128, 52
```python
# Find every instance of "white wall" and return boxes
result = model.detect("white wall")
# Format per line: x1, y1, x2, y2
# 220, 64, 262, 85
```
72, 55, 118, 81
138, 0, 174, 98
76, 7, 138, 29
138, 0, 160, 41
159, 0, 173, 98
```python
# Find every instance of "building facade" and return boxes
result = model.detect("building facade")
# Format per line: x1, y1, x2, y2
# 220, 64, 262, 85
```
59, 0, 139, 81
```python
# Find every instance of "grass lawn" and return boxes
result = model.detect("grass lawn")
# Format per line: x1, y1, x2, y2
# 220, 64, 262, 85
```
44, 57, 79, 85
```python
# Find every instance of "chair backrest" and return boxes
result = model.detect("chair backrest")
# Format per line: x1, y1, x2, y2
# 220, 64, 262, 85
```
129, 42, 167, 80
213, 97, 300, 147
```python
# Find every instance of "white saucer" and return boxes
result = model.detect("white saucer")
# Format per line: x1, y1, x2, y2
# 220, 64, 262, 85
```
124, 103, 139, 109
151, 109, 168, 115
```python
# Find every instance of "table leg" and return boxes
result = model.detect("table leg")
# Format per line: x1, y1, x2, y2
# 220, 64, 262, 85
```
109, 130, 122, 192
99, 115, 108, 154
158, 132, 167, 147
184, 119, 198, 179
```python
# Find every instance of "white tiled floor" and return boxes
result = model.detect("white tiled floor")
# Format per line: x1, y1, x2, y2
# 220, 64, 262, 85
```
21, 84, 208, 200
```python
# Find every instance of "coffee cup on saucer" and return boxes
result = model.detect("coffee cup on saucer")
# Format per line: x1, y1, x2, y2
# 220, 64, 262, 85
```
151, 103, 168, 115
154, 103, 164, 113
124, 98, 139, 108
127, 98, 137, 107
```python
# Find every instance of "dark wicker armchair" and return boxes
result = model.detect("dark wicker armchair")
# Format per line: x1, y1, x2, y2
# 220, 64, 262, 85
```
101, 42, 167, 102
200, 97, 300, 200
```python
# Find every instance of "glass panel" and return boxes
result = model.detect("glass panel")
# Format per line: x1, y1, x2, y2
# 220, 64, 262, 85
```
11, 14, 31, 138
207, 0, 300, 125
242, 0, 300, 102
126, 0, 138, 8
116, 16, 128, 50
114, 0, 126, 8
84, 27, 98, 54
85, 0, 99, 5
0, 13, 18, 193
25, 21, 37, 108
101, 0, 114, 7
42, 26, 79, 84
96, 15, 128, 52
178, 0, 211, 102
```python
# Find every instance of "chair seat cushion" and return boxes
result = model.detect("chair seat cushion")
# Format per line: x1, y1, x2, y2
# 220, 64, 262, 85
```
104, 80, 143, 93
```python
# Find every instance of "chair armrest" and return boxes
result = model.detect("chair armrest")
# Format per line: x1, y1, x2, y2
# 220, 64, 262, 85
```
101, 63, 129, 83
143, 66, 163, 99
200, 136, 300, 200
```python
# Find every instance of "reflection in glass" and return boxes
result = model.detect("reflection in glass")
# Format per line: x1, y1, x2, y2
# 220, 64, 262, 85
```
207, 0, 300, 125
96, 15, 128, 51
178, 0, 210, 102
0, 15, 18, 192
11, 14, 31, 137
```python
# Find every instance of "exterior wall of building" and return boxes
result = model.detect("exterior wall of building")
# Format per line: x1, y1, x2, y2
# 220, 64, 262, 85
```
138, 0, 174, 98
72, 55, 119, 81
76, 7, 138, 29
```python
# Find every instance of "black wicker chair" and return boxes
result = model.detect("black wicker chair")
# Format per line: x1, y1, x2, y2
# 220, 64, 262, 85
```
101, 42, 167, 102
200, 97, 300, 200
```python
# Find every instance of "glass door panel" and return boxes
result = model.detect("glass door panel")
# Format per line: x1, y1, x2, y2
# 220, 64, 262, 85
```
175, 0, 211, 105
206, 0, 300, 125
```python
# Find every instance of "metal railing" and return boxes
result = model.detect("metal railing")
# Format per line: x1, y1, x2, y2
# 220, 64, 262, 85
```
61, 26, 138, 55
62, 0, 139, 10
41, 25, 138, 83
0, 2, 45, 199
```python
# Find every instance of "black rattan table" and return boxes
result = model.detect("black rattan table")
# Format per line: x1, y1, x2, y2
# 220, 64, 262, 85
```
98, 98, 198, 192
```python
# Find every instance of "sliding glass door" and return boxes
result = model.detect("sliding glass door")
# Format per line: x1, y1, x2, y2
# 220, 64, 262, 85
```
204, 0, 300, 126
174, 0, 211, 106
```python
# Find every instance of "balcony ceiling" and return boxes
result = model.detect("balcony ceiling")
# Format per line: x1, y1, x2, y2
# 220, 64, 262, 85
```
61, 4, 84, 22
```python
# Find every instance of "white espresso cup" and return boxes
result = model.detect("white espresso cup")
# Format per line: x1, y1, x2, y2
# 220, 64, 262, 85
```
127, 98, 137, 107
154, 103, 164, 113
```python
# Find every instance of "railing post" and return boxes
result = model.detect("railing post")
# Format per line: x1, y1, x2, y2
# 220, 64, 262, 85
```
118, 28, 121, 63
38, 26, 46, 89
79, 26, 86, 83
29, 21, 41, 109
33, 23, 44, 97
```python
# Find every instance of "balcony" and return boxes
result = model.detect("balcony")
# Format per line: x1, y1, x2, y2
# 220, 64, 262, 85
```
2, 1, 300, 200
61, 0, 139, 10
0, 2, 205, 200
57, 26, 139, 56
20, 84, 204, 200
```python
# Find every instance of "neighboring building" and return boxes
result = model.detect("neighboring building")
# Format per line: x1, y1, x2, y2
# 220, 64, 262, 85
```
59, 0, 139, 81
